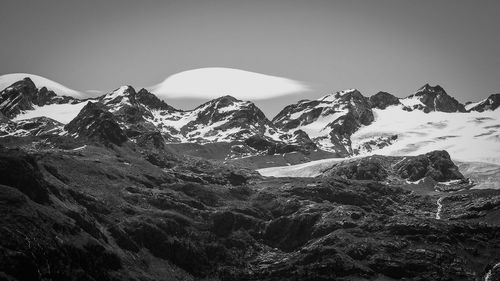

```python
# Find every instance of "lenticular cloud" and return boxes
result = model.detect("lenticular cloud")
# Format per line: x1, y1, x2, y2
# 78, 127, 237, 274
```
147, 67, 310, 100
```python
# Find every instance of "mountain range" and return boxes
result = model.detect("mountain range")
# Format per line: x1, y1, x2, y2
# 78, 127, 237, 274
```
1, 75, 499, 166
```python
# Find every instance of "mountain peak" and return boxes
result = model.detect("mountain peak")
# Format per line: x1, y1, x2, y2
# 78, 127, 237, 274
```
216, 94, 239, 102
0, 73, 83, 98
418, 83, 445, 94
112, 85, 136, 96
401, 84, 465, 113
467, 93, 500, 112
319, 89, 361, 102
369, 91, 401, 109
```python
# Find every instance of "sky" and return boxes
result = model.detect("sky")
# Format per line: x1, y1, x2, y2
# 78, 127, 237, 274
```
1, 0, 500, 118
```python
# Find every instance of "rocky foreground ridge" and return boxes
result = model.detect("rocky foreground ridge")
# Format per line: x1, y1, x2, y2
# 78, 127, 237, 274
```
0, 138, 499, 280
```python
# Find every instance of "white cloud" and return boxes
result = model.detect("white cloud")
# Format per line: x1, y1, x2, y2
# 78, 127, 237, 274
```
147, 67, 310, 100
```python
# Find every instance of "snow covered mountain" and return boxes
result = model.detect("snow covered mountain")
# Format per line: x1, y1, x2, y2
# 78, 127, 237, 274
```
351, 104, 500, 164
0, 78, 314, 158
0, 73, 84, 98
1, 76, 499, 166
273, 89, 374, 156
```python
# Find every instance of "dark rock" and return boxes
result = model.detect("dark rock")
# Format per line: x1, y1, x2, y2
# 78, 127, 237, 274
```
136, 88, 178, 111
395, 150, 464, 182
405, 84, 466, 112
369, 91, 401, 109
0, 78, 38, 118
65, 102, 127, 146
468, 93, 500, 112
0, 147, 50, 203
324, 157, 389, 181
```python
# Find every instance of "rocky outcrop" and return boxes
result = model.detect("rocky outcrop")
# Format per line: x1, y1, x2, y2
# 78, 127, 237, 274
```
244, 130, 317, 155
321, 150, 466, 186
394, 150, 464, 182
65, 102, 127, 146
0, 147, 50, 203
402, 84, 466, 113
0, 117, 64, 137
468, 93, 500, 112
369, 91, 401, 109
136, 88, 178, 111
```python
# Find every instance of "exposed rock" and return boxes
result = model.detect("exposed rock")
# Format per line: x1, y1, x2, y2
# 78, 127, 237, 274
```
402, 84, 466, 112
0, 117, 64, 137
468, 93, 500, 112
0, 146, 498, 280
395, 150, 464, 182
65, 102, 127, 146
0, 147, 50, 203
0, 78, 38, 118
369, 91, 401, 109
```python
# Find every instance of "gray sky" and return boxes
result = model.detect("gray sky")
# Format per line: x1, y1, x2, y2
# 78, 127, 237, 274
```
1, 0, 499, 117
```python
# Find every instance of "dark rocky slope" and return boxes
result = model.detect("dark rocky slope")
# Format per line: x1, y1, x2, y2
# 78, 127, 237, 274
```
468, 93, 500, 112
65, 102, 128, 146
0, 142, 498, 281
403, 84, 466, 113
369, 91, 401, 109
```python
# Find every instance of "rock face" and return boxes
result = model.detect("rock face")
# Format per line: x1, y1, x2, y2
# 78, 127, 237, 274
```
369, 91, 401, 109
65, 102, 127, 145
0, 117, 64, 137
321, 150, 467, 186
395, 150, 464, 182
244, 130, 317, 155
400, 84, 466, 113
273, 89, 374, 155
468, 93, 500, 112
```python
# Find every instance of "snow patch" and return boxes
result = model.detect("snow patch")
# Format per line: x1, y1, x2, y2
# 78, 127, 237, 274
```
12, 102, 87, 124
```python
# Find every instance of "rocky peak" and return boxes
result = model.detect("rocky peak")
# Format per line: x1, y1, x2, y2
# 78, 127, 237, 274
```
418, 83, 445, 94
65, 102, 127, 146
136, 88, 177, 112
402, 84, 466, 113
0, 78, 39, 118
273, 89, 373, 155
467, 93, 500, 112
192, 95, 270, 128
100, 86, 137, 106
369, 91, 401, 109
0, 77, 79, 119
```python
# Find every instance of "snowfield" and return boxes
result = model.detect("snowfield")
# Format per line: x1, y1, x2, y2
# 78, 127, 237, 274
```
257, 157, 349, 177
13, 102, 88, 124
351, 106, 500, 165
258, 106, 500, 189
